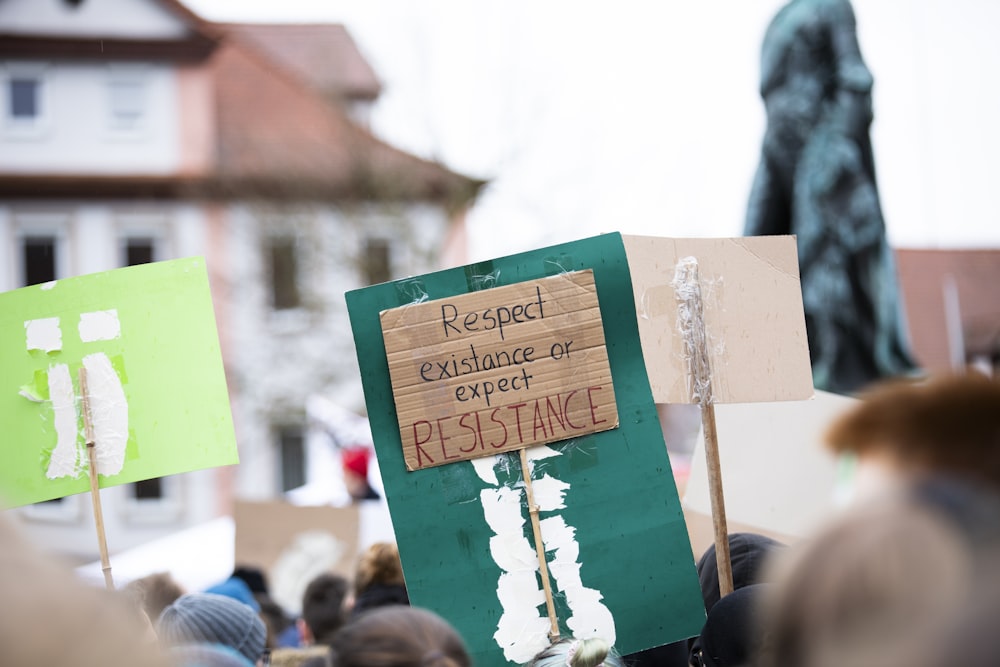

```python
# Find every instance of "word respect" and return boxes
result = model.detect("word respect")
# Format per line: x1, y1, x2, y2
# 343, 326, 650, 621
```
440, 286, 545, 341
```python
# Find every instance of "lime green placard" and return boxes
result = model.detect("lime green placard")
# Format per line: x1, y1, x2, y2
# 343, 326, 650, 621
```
346, 233, 705, 666
0, 257, 238, 508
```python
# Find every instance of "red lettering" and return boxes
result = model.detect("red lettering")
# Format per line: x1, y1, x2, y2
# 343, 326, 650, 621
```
412, 420, 435, 467
545, 394, 566, 433
458, 413, 479, 453
563, 390, 586, 430
532, 401, 549, 440
507, 403, 528, 444
436, 416, 459, 460
588, 386, 607, 425
489, 408, 508, 448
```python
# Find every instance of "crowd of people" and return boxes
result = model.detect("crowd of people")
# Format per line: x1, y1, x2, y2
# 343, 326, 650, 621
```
2, 371, 999, 667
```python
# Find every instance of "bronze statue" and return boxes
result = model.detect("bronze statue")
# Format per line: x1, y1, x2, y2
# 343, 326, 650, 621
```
745, 0, 917, 394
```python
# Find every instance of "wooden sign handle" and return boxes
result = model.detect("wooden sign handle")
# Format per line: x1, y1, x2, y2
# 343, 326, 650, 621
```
673, 258, 733, 598
519, 447, 560, 642
78, 367, 115, 591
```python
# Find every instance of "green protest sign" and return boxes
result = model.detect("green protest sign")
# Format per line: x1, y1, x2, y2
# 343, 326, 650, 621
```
347, 233, 704, 665
0, 257, 237, 508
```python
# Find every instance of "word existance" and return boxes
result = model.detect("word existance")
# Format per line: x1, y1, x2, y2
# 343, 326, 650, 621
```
380, 270, 620, 470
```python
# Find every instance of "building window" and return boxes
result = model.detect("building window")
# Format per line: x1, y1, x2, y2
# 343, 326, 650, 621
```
123, 236, 156, 266
277, 425, 306, 492
363, 238, 392, 285
133, 477, 164, 500
108, 78, 146, 131
267, 237, 301, 309
10, 77, 39, 119
22, 235, 57, 286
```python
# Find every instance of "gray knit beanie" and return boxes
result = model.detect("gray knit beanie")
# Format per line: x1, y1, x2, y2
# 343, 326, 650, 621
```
157, 593, 266, 664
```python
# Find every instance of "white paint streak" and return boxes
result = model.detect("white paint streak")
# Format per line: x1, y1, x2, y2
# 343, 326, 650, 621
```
78, 309, 121, 342
473, 442, 616, 659
472, 455, 499, 486
82, 353, 128, 476
46, 363, 81, 479
540, 515, 617, 642
25, 317, 62, 352
481, 486, 551, 663
40, 280, 57, 290
533, 474, 570, 511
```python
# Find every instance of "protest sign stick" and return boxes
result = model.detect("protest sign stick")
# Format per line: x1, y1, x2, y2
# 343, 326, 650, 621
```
673, 257, 733, 598
78, 367, 115, 591
519, 447, 561, 642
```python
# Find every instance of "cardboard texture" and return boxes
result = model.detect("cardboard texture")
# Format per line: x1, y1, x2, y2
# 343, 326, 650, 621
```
621, 235, 813, 404
381, 269, 619, 470
234, 501, 360, 615
347, 233, 705, 666
0, 257, 237, 508
683, 390, 858, 540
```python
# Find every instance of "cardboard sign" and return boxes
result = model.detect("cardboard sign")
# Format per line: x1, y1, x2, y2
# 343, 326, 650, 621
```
381, 270, 619, 470
683, 390, 858, 545
347, 233, 705, 666
234, 501, 360, 615
622, 235, 813, 404
0, 257, 237, 508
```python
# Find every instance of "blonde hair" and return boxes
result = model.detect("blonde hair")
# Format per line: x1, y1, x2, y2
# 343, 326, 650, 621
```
355, 542, 405, 595
525, 637, 623, 667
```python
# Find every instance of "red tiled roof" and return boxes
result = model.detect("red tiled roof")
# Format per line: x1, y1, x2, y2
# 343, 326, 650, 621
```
221, 23, 382, 102
896, 249, 1000, 370
208, 34, 482, 206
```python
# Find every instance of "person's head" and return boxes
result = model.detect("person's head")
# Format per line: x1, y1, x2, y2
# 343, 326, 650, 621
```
826, 373, 1000, 494
329, 606, 470, 667
697, 533, 784, 614
0, 515, 170, 667
692, 584, 766, 667
205, 576, 261, 612
168, 643, 255, 667
231, 567, 269, 597
755, 487, 977, 667
351, 542, 408, 616
157, 593, 267, 665
525, 637, 624, 667
298, 573, 349, 645
342, 447, 372, 499
126, 571, 187, 622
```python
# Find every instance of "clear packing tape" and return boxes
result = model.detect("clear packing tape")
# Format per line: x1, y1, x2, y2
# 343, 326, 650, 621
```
671, 256, 714, 406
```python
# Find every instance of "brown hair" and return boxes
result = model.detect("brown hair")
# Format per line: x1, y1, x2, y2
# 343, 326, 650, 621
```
756, 496, 972, 667
824, 373, 1000, 487
125, 571, 186, 621
330, 606, 470, 667
355, 542, 405, 595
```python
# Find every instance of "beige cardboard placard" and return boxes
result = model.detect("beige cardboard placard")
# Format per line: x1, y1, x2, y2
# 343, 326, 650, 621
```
380, 269, 619, 471
234, 501, 360, 614
682, 390, 857, 540
621, 235, 813, 404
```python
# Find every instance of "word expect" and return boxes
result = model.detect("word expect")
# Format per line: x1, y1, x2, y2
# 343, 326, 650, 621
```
408, 386, 609, 468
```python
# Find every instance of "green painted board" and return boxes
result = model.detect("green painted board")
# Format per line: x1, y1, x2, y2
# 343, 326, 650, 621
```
0, 257, 238, 508
347, 233, 704, 666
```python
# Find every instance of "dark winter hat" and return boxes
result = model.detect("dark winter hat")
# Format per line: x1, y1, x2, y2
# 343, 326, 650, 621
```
157, 593, 266, 664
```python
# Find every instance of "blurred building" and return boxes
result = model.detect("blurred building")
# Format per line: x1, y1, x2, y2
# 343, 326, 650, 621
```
897, 249, 1000, 376
0, 0, 481, 560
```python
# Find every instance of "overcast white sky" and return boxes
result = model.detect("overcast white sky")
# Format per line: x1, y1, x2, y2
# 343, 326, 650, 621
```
186, 0, 1000, 262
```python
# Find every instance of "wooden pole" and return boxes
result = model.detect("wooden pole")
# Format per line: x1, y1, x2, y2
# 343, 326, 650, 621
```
672, 257, 733, 598
519, 447, 560, 642
78, 367, 115, 591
